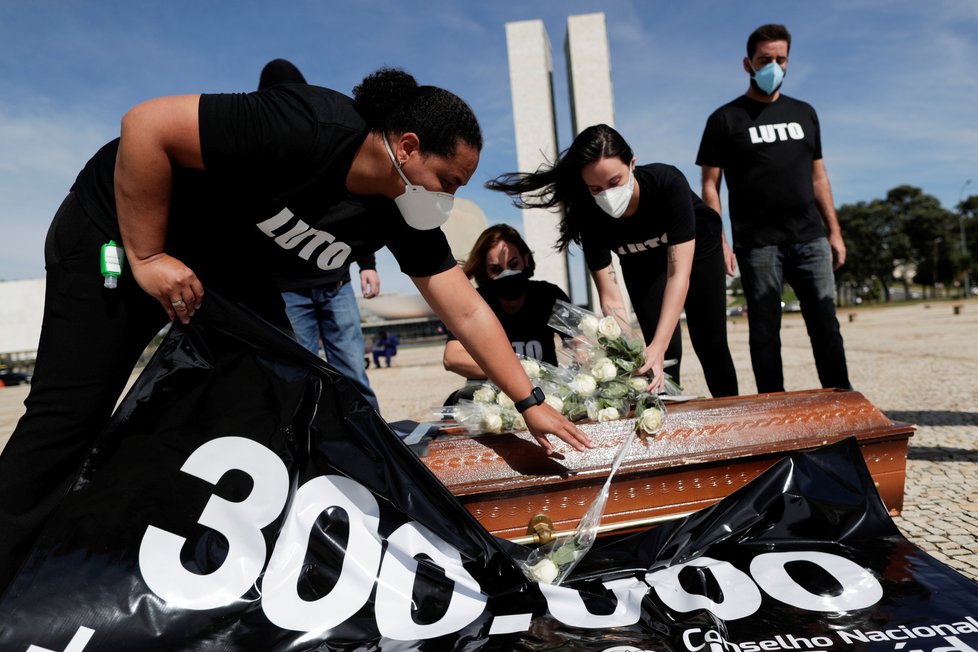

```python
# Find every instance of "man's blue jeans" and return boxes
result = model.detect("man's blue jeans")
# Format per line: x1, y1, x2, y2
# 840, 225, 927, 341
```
737, 237, 850, 393
282, 282, 379, 410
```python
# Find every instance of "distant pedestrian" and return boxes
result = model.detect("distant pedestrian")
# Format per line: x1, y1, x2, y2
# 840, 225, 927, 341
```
372, 331, 399, 368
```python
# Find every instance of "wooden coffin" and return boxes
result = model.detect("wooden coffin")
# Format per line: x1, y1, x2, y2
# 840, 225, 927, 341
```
419, 389, 913, 542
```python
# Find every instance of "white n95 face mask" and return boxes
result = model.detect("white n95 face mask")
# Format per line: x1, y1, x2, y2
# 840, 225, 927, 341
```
593, 165, 635, 218
383, 135, 454, 230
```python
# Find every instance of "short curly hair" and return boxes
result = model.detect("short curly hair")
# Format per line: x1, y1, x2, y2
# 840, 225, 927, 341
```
353, 67, 482, 157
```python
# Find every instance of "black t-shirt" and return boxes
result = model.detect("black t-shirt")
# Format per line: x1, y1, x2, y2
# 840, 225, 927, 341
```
696, 94, 826, 249
447, 280, 570, 367
69, 84, 455, 293
579, 163, 721, 280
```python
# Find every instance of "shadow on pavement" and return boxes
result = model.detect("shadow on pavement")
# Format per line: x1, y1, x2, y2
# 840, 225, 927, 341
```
906, 446, 978, 462
884, 410, 978, 427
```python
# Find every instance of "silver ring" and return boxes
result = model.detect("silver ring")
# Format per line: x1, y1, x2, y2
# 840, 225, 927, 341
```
171, 299, 185, 308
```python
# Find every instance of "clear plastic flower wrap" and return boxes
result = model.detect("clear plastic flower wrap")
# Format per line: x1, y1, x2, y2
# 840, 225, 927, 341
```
516, 354, 574, 387
550, 300, 645, 378
521, 393, 667, 585
438, 391, 526, 435
550, 300, 644, 369
436, 302, 675, 434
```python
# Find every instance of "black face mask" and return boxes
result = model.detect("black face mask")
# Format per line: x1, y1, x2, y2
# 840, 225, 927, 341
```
488, 270, 530, 300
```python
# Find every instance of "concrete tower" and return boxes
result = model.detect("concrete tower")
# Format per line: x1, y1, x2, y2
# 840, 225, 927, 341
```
503, 20, 569, 294
565, 13, 615, 132
565, 13, 631, 315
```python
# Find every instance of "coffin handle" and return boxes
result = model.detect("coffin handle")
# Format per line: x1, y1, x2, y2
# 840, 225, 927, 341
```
527, 514, 555, 545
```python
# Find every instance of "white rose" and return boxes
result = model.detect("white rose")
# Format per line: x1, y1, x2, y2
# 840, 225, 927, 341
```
628, 376, 650, 393
591, 358, 618, 382
496, 393, 515, 409
544, 394, 564, 413
597, 316, 622, 340
526, 558, 559, 584
638, 407, 663, 434
472, 386, 497, 403
512, 414, 527, 432
574, 373, 597, 396
520, 358, 542, 380
580, 315, 600, 339
597, 407, 620, 422
483, 412, 504, 434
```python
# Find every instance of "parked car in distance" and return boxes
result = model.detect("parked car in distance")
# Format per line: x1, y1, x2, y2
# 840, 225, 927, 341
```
783, 301, 802, 313
0, 369, 31, 386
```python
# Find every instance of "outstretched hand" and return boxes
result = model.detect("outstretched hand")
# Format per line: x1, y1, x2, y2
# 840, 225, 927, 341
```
637, 343, 666, 394
130, 253, 204, 324
522, 403, 593, 455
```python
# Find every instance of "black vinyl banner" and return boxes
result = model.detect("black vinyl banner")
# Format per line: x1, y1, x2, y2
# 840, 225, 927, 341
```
2, 294, 977, 651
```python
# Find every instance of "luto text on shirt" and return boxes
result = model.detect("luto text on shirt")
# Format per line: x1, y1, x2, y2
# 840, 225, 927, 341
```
748, 122, 805, 144
256, 208, 353, 271
615, 232, 668, 256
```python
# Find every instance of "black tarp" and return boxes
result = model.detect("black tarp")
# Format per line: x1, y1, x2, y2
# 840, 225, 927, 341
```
2, 294, 977, 651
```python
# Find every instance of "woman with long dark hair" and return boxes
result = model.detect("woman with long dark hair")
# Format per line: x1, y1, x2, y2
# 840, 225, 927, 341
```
488, 124, 738, 397
0, 68, 591, 595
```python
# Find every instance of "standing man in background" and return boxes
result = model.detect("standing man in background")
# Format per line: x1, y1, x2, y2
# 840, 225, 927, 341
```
260, 59, 382, 409
696, 24, 850, 393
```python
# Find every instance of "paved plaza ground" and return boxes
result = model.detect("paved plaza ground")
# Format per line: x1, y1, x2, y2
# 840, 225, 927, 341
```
2, 299, 976, 580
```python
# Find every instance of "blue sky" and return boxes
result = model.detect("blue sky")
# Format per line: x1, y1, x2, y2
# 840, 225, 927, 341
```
1, 1, 976, 296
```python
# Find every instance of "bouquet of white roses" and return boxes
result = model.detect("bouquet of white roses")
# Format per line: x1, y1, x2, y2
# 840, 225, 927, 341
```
436, 301, 675, 435
436, 383, 526, 435
549, 300, 646, 377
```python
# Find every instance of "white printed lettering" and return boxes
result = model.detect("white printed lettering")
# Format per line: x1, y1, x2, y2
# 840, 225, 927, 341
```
539, 577, 646, 629
138, 437, 891, 641
26, 626, 96, 652
647, 556, 761, 621
262, 475, 383, 632
749, 551, 883, 612
375, 521, 487, 640
748, 122, 805, 144
255, 207, 353, 271
256, 208, 295, 236
138, 437, 289, 610
315, 242, 353, 271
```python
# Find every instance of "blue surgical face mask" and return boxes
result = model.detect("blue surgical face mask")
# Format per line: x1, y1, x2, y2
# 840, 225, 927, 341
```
751, 62, 785, 96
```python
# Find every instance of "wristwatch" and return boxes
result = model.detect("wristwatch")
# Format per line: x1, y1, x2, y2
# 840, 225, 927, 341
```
514, 386, 546, 413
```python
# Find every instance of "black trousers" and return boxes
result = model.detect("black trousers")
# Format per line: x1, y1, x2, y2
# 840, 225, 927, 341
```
0, 194, 288, 596
624, 221, 739, 398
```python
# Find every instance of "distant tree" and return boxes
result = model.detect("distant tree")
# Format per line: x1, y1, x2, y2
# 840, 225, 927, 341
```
838, 199, 898, 302
882, 186, 957, 297
956, 194, 978, 293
